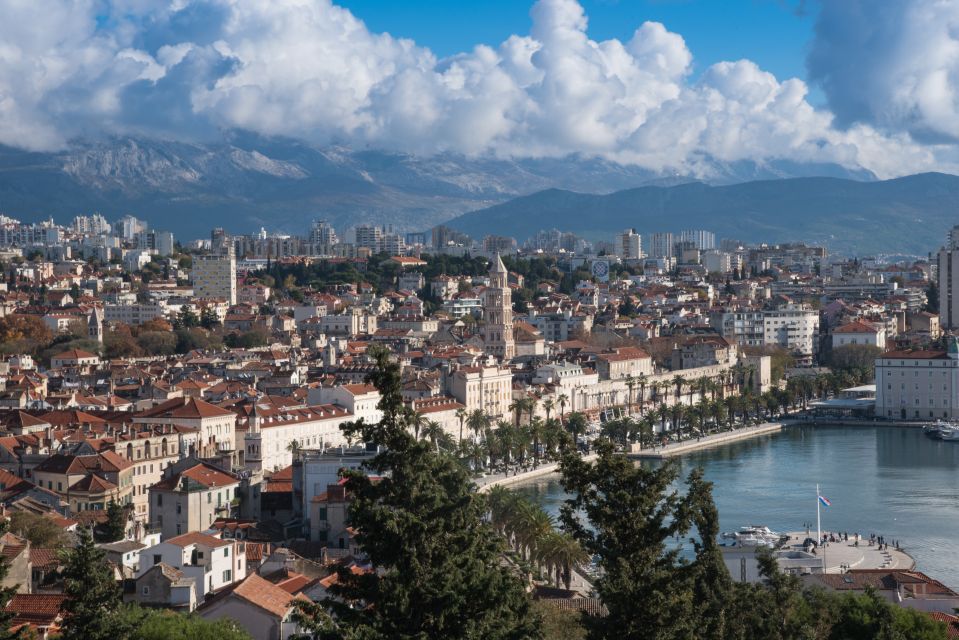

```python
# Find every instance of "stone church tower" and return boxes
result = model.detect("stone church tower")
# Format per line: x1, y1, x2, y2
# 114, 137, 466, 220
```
88, 306, 103, 344
482, 254, 515, 361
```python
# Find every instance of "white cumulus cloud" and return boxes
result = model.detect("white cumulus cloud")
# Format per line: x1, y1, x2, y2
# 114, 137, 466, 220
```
0, 0, 948, 178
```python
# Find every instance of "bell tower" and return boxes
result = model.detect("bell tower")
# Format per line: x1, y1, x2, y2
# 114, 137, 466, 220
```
482, 254, 514, 361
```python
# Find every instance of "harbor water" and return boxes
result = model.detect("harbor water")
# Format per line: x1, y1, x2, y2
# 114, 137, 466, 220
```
514, 425, 959, 589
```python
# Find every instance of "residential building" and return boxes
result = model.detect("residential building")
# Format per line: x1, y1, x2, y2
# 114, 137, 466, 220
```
139, 531, 246, 601
832, 320, 886, 350
196, 573, 305, 639
149, 460, 241, 539
619, 229, 642, 261
193, 246, 237, 305
649, 232, 674, 260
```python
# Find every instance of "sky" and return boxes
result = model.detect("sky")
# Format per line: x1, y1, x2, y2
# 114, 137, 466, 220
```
338, 0, 815, 85
1, 0, 958, 179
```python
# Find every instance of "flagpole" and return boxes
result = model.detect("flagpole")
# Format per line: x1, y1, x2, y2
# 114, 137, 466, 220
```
816, 484, 825, 573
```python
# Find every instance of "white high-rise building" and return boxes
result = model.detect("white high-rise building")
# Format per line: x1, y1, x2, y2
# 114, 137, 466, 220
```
355, 225, 384, 251
619, 229, 642, 260
938, 225, 959, 329
193, 245, 237, 305
649, 232, 674, 259
309, 220, 338, 254
681, 229, 716, 251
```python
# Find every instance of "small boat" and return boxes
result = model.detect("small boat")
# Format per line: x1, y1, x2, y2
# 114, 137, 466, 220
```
722, 525, 783, 547
923, 421, 959, 441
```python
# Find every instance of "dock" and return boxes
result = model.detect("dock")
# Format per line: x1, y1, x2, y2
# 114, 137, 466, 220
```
722, 531, 915, 582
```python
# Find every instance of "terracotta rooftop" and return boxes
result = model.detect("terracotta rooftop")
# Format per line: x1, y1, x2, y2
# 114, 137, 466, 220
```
230, 573, 309, 619
153, 462, 238, 491
163, 531, 232, 549
136, 396, 235, 420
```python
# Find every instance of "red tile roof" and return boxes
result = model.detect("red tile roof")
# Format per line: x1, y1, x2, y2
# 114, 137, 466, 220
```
231, 573, 309, 619
153, 462, 239, 491
163, 531, 232, 549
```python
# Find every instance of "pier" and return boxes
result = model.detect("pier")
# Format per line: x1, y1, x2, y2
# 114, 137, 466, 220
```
722, 531, 915, 582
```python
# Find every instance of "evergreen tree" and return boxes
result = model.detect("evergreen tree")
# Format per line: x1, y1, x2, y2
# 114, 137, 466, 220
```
98, 500, 128, 543
559, 439, 702, 640
59, 528, 127, 640
326, 346, 541, 640
925, 280, 939, 313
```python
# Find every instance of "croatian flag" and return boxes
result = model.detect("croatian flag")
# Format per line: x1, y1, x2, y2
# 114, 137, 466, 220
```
818, 495, 832, 507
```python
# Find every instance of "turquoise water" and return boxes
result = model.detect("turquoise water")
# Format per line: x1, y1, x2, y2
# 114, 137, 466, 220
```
514, 425, 959, 588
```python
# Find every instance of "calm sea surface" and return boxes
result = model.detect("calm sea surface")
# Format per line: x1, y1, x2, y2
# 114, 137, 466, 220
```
513, 425, 959, 589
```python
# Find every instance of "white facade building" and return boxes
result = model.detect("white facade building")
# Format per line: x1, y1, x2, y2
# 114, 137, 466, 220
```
875, 342, 959, 420
619, 229, 642, 260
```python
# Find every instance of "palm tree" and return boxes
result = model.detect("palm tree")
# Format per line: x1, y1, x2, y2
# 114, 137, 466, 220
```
286, 439, 301, 456
672, 375, 685, 404
466, 409, 489, 442
409, 411, 428, 440
538, 531, 590, 590
636, 373, 648, 415
542, 398, 555, 424
557, 393, 569, 422
421, 420, 445, 452
529, 417, 545, 468
656, 403, 670, 436
624, 374, 635, 415
566, 412, 587, 442
525, 396, 539, 426
494, 421, 516, 474
508, 399, 523, 427
455, 407, 467, 444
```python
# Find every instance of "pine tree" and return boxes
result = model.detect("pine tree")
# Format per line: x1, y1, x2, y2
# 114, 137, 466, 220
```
99, 500, 128, 543
326, 346, 541, 640
559, 439, 704, 640
59, 527, 126, 640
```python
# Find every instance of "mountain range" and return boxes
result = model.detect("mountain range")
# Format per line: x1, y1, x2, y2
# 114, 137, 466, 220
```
446, 173, 959, 255
0, 134, 879, 241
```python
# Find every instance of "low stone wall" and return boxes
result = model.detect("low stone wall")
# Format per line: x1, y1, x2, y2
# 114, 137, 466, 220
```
476, 454, 598, 493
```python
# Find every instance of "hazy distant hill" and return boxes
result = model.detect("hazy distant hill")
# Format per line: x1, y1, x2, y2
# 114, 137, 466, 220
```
446, 173, 959, 255
0, 134, 876, 239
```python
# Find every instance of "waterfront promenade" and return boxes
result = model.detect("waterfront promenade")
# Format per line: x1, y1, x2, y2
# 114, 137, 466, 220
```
477, 421, 786, 491
627, 421, 785, 459
475, 454, 597, 493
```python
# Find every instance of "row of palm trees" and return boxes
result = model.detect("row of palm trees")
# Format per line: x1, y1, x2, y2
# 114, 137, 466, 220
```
486, 486, 590, 591
604, 368, 872, 448
404, 365, 869, 462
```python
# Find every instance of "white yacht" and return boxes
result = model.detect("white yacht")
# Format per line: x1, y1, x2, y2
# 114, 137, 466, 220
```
923, 421, 959, 441
722, 525, 783, 547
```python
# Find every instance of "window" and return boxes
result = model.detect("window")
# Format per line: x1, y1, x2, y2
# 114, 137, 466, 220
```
224, 547, 230, 557
153, 554, 161, 565
222, 570, 232, 583
141, 586, 150, 595
157, 494, 162, 506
